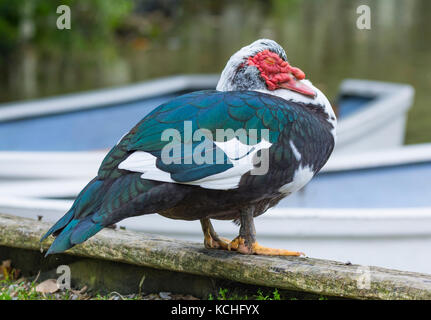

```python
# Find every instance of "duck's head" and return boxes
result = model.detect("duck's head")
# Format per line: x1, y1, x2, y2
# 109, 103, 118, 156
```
217, 39, 316, 98
217, 39, 337, 138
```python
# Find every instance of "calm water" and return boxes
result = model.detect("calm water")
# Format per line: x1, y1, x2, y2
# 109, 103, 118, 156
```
1, 0, 430, 144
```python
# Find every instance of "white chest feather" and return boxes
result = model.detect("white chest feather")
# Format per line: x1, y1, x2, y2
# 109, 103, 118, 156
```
255, 79, 337, 141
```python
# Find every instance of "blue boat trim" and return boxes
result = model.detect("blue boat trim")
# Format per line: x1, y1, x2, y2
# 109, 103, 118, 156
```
281, 161, 431, 209
1, 90, 371, 151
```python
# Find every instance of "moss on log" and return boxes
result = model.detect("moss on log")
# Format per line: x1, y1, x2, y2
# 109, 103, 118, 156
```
1, 213, 431, 299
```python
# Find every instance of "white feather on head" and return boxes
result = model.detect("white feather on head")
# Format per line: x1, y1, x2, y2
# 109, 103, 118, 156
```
216, 39, 287, 92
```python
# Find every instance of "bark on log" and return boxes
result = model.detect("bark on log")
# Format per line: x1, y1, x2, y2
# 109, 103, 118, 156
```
1, 213, 431, 299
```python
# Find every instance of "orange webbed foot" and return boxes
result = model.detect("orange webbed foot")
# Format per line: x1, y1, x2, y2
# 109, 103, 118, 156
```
227, 237, 304, 256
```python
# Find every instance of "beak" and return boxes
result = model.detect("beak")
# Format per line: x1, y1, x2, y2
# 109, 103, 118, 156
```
279, 78, 317, 98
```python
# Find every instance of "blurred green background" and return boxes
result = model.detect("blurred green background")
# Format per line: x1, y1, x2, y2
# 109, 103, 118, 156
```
0, 0, 429, 144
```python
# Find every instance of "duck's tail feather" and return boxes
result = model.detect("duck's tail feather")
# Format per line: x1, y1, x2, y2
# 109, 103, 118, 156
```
40, 207, 75, 242
40, 178, 107, 255
44, 216, 104, 256
41, 173, 186, 256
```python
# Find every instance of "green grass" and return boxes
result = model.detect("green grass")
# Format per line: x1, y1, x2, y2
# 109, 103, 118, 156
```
0, 278, 71, 300
1, 278, 331, 300
0, 276, 195, 300
0, 278, 160, 300
207, 287, 323, 300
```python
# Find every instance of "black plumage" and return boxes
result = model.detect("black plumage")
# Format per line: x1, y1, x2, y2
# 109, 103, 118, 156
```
42, 40, 336, 256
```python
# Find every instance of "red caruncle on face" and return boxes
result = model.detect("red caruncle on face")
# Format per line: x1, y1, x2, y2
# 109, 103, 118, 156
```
248, 50, 306, 91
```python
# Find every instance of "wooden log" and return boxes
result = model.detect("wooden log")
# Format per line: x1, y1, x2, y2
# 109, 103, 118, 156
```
1, 213, 431, 299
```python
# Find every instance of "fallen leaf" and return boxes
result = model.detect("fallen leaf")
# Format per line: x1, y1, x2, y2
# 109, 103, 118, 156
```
1, 260, 11, 268
72, 285, 87, 295
78, 285, 88, 294
0, 260, 19, 280
36, 279, 59, 294
1, 260, 11, 277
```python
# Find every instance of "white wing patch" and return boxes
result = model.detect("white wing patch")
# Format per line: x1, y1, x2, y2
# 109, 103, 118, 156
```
278, 164, 314, 195
118, 138, 272, 190
214, 138, 272, 161
118, 151, 173, 182
289, 140, 302, 161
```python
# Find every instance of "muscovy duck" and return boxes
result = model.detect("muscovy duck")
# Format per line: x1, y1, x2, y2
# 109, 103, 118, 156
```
42, 39, 336, 256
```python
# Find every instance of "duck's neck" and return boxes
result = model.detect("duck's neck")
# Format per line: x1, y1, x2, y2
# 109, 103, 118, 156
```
256, 80, 337, 137
217, 74, 337, 140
